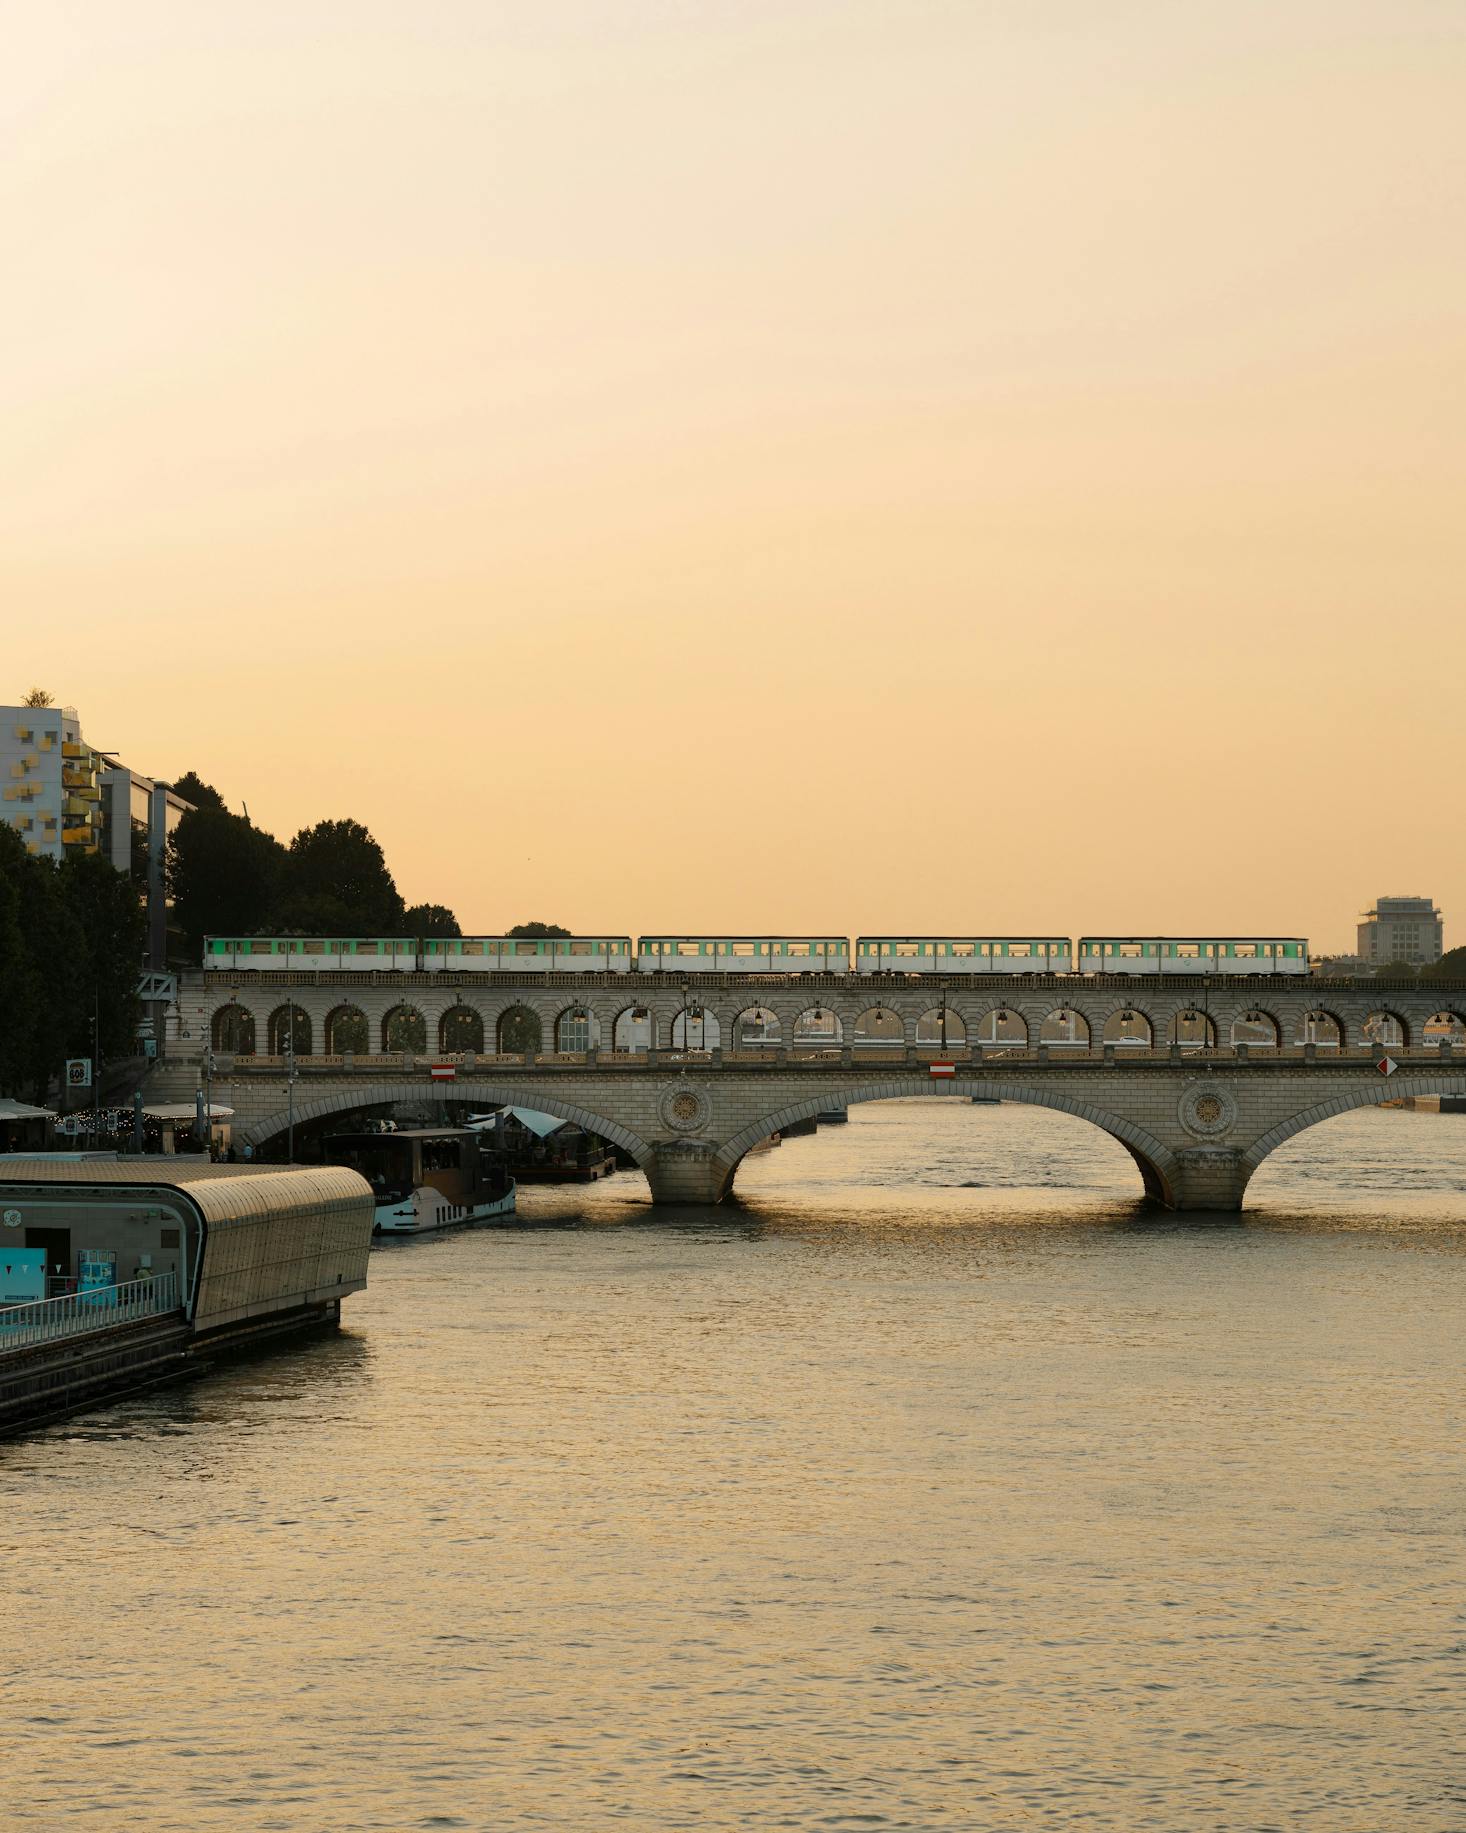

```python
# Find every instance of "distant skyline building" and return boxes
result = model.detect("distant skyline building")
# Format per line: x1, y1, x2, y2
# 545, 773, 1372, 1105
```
1357, 895, 1444, 968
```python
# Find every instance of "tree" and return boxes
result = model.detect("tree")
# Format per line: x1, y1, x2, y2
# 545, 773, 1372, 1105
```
279, 819, 405, 935
61, 851, 148, 1062
167, 807, 286, 952
508, 921, 571, 938
1423, 945, 1466, 982
170, 771, 228, 813
0, 830, 41, 1097
404, 902, 461, 938
20, 687, 53, 707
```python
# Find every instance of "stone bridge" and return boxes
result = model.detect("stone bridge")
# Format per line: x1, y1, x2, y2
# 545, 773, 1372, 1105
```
151, 970, 1466, 1210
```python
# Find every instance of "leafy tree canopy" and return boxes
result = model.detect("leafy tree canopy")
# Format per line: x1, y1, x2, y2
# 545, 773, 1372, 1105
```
0, 824, 146, 1098
405, 902, 461, 938
171, 771, 228, 813
280, 818, 405, 935
167, 808, 286, 951
508, 921, 571, 938
20, 687, 54, 707
1422, 944, 1466, 982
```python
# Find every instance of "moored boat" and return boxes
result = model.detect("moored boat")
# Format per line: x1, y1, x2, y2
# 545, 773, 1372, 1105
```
323, 1127, 516, 1236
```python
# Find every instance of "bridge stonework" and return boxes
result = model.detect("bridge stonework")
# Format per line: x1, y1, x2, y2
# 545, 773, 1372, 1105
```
158, 971, 1466, 1213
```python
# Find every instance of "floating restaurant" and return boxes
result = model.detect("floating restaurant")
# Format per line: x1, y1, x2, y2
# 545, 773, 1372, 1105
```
0, 1159, 375, 1433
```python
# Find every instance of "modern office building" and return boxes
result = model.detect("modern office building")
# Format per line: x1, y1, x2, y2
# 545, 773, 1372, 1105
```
1357, 896, 1444, 968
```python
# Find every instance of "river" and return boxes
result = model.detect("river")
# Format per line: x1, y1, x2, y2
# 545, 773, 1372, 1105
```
6, 1101, 1464, 1830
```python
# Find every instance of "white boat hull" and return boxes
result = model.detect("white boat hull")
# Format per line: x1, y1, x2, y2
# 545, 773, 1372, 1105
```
374, 1181, 517, 1237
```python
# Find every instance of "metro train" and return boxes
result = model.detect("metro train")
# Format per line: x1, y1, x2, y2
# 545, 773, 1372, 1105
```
203, 932, 1312, 977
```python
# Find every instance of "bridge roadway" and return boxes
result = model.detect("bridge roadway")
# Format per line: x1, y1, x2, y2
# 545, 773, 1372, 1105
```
157, 971, 1466, 1210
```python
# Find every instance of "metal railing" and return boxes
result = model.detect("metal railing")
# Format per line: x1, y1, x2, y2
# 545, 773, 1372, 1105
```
0, 1273, 179, 1353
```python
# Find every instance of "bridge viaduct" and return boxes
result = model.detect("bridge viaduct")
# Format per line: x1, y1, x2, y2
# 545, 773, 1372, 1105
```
155, 971, 1466, 1211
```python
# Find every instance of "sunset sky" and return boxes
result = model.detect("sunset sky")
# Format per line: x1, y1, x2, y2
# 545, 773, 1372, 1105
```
5, 2, 1463, 953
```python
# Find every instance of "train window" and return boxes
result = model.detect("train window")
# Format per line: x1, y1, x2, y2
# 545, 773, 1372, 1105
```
1009, 943, 1032, 957
789, 943, 810, 956
1119, 944, 1142, 957
1235, 944, 1258, 958
249, 940, 273, 955
302, 940, 325, 954
461, 940, 484, 955
1177, 944, 1200, 958
356, 941, 378, 955
733, 942, 755, 956
953, 943, 975, 957
515, 941, 540, 956
569, 941, 591, 955
677, 942, 701, 957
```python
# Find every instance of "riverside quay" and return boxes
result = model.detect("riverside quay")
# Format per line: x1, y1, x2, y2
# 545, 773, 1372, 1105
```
0, 1161, 375, 1433
158, 969, 1466, 1212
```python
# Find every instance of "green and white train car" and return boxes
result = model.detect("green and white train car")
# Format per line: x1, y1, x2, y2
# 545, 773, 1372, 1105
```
1076, 938, 1309, 976
422, 936, 633, 973
205, 937, 419, 971
637, 936, 850, 974
856, 937, 1074, 975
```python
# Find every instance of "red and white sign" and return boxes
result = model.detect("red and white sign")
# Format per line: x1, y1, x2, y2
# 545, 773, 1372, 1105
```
929, 1061, 956, 1078
1375, 1056, 1399, 1077
430, 1063, 457, 1081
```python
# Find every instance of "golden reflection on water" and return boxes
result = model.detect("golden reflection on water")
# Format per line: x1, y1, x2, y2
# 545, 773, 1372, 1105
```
5, 1103, 1465, 1831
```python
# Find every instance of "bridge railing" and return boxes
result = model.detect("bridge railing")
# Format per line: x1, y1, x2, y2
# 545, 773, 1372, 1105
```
0, 1273, 180, 1354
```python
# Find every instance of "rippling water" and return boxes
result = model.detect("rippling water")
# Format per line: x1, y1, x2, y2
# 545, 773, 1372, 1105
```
7, 1102, 1465, 1830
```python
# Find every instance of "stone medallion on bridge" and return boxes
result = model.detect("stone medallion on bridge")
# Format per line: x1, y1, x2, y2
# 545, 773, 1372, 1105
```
1178, 1082, 1238, 1139
658, 1076, 711, 1136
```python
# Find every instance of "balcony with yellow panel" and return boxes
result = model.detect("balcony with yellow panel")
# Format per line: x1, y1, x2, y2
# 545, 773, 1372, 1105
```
61, 741, 87, 759
61, 825, 95, 846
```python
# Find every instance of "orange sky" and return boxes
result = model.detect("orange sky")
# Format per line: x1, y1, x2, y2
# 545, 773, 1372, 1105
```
5, 2, 1463, 953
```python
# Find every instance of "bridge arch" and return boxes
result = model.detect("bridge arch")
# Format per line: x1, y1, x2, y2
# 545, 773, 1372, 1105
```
236, 1079, 656, 1171
382, 1004, 426, 1053
974, 1006, 1027, 1047
496, 1005, 542, 1054
916, 1006, 965, 1047
853, 1006, 903, 1050
1423, 1009, 1466, 1049
554, 1005, 601, 1053
1039, 1007, 1089, 1049
325, 1004, 369, 1055
792, 1007, 842, 1052
1362, 1009, 1410, 1050
1166, 1007, 1216, 1050
712, 1080, 1179, 1206
1230, 1009, 1281, 1049
732, 1005, 781, 1050
1296, 1008, 1345, 1050
1101, 1005, 1152, 1050
671, 1006, 721, 1051
1241, 1072, 1466, 1181
268, 1004, 311, 1055
612, 1005, 653, 1052
440, 1004, 484, 1053
212, 1003, 256, 1055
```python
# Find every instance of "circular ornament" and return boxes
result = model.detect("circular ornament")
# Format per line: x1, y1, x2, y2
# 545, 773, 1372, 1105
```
659, 1078, 710, 1135
1179, 1083, 1237, 1139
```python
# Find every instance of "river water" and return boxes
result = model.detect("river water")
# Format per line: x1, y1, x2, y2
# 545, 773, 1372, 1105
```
7, 1102, 1465, 1831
